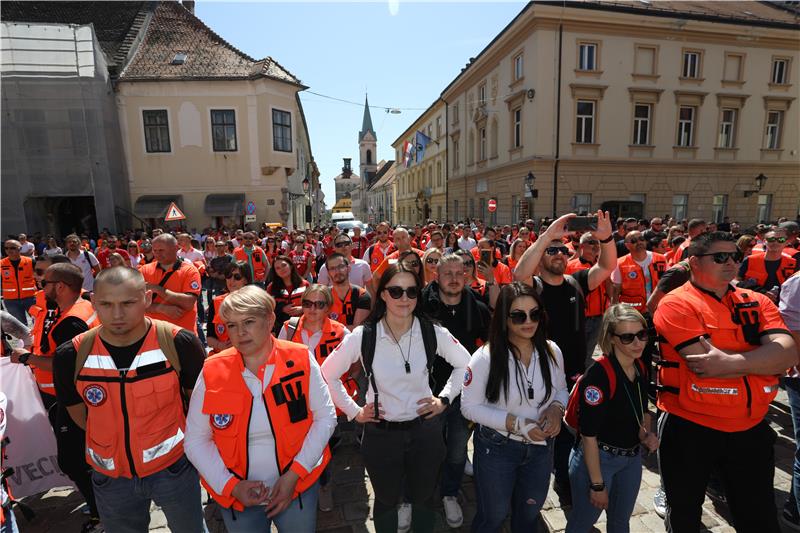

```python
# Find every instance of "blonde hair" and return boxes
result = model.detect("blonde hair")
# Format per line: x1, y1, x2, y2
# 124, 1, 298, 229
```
598, 304, 647, 354
302, 284, 333, 308
422, 247, 443, 283
219, 285, 275, 321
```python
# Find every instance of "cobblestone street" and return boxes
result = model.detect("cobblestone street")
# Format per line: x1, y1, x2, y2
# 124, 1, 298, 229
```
16, 389, 795, 533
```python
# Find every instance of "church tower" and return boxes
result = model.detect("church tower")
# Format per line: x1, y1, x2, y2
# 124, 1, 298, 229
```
359, 94, 377, 187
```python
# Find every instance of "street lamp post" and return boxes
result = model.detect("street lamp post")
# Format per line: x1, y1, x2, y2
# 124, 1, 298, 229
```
524, 171, 538, 224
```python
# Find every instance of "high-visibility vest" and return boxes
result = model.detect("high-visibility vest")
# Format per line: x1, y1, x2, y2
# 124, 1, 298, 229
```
654, 283, 781, 432
566, 258, 608, 318
742, 252, 797, 289
364, 243, 396, 272
1, 256, 36, 300
616, 253, 667, 311
72, 323, 186, 478
211, 294, 230, 344
329, 285, 366, 326
233, 246, 267, 281
199, 340, 330, 510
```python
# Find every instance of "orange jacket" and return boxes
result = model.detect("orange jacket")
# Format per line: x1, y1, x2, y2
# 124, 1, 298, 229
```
1, 256, 36, 300
329, 285, 367, 326
742, 252, 797, 289
211, 293, 230, 344
654, 283, 784, 432
233, 246, 267, 281
616, 253, 667, 311
364, 242, 397, 272
199, 340, 330, 510
566, 257, 608, 318
73, 322, 186, 478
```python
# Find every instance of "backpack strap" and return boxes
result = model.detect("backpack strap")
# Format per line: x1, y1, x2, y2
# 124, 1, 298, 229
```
285, 316, 301, 342
418, 317, 439, 391
596, 356, 618, 398
74, 327, 101, 384
154, 319, 181, 374
359, 322, 380, 418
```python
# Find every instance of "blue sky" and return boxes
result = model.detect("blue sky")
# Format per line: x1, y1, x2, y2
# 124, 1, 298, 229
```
195, 1, 527, 206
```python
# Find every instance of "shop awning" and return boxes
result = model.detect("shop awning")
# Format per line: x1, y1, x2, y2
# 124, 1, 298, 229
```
204, 194, 245, 217
133, 195, 182, 218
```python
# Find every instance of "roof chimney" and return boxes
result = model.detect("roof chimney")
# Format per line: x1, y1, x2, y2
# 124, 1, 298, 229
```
183, 1, 195, 14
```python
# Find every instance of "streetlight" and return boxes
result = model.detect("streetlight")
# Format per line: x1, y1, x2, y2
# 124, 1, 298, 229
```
743, 173, 768, 197
302, 177, 310, 193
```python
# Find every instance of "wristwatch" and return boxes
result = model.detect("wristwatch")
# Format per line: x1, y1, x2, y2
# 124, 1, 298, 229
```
438, 396, 450, 407
18, 352, 31, 366
590, 482, 606, 492
599, 235, 614, 244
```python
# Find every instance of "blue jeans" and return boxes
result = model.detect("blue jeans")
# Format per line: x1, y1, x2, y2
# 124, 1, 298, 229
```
2, 297, 34, 326
91, 455, 206, 533
0, 506, 19, 533
441, 396, 472, 498
471, 426, 553, 533
221, 482, 319, 533
785, 377, 800, 517
566, 443, 642, 533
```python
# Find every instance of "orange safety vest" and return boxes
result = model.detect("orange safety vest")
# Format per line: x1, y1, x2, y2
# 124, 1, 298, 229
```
31, 298, 97, 395
211, 294, 230, 344
566, 258, 608, 318
364, 243, 396, 272
73, 322, 186, 478
1, 256, 36, 300
617, 253, 667, 312
742, 252, 797, 289
329, 285, 365, 326
233, 246, 267, 281
655, 283, 780, 432
200, 340, 331, 510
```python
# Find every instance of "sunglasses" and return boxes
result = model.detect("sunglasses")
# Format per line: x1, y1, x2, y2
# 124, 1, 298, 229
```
302, 300, 327, 310
425, 258, 440, 265
545, 246, 570, 256
613, 329, 649, 344
695, 251, 744, 264
766, 237, 787, 243
584, 240, 600, 246
509, 308, 542, 325
4, 247, 19, 251
335, 241, 351, 247
385, 286, 419, 299
225, 273, 244, 280
376, 231, 389, 236
40, 279, 60, 287
626, 237, 647, 244
35, 269, 47, 275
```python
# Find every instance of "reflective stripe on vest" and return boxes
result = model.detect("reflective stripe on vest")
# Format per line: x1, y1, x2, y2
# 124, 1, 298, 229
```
618, 253, 666, 310
1, 257, 36, 299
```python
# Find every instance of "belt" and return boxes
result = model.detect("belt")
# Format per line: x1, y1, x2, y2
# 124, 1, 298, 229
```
479, 425, 537, 445
599, 442, 640, 457
373, 417, 425, 431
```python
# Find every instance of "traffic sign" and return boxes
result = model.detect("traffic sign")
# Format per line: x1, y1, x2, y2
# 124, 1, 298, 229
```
246, 201, 256, 215
245, 214, 256, 223
488, 198, 497, 213
164, 202, 186, 221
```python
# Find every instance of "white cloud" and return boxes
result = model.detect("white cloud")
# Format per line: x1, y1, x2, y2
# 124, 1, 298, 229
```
388, 0, 400, 16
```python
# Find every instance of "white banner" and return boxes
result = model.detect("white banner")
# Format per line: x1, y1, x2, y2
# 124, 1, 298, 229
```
0, 358, 74, 498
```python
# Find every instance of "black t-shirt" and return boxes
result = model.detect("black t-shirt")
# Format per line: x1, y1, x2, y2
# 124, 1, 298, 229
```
208, 254, 234, 292
655, 262, 690, 295
578, 355, 649, 449
539, 269, 590, 381
53, 326, 206, 407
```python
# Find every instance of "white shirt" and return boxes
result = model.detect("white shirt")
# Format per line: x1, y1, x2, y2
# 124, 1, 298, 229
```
67, 249, 99, 291
278, 323, 351, 352
178, 247, 205, 264
321, 318, 470, 422
611, 251, 654, 297
19, 242, 35, 256
461, 341, 569, 445
184, 350, 336, 494
458, 237, 477, 251
317, 257, 372, 287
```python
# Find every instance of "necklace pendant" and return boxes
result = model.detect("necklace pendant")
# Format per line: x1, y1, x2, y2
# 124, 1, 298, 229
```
405, 361, 411, 374
527, 386, 534, 400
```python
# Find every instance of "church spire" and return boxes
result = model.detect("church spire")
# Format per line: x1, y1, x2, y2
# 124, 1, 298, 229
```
359, 94, 375, 142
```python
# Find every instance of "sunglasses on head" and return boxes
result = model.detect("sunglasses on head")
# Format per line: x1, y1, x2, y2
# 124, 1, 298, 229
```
302, 300, 327, 310
225, 272, 244, 280
385, 286, 419, 299
766, 236, 787, 243
545, 246, 570, 256
509, 308, 542, 325
402, 259, 421, 269
613, 329, 649, 344
335, 241, 351, 247
695, 251, 743, 264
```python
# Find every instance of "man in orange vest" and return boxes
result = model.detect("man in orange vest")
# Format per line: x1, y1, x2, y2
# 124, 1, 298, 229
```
566, 233, 610, 364
738, 228, 797, 299
54, 266, 206, 533
233, 231, 269, 287
653, 231, 796, 532
610, 230, 668, 312
363, 222, 396, 272
676, 218, 707, 262
2, 239, 37, 324
9, 263, 101, 531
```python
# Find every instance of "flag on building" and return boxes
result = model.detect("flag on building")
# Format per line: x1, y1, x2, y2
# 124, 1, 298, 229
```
403, 140, 415, 168
415, 131, 432, 163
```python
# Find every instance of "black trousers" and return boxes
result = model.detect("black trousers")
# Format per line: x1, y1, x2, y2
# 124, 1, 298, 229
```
659, 412, 779, 533
360, 416, 446, 533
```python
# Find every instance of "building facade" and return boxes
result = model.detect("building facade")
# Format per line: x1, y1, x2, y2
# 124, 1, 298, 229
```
392, 99, 448, 224
441, 1, 799, 225
365, 160, 396, 225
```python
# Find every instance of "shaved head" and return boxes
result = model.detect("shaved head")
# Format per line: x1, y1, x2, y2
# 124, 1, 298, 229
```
94, 266, 146, 294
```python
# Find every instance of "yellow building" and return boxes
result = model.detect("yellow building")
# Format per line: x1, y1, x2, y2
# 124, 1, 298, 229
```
117, 2, 315, 230
392, 99, 448, 224
441, 1, 799, 225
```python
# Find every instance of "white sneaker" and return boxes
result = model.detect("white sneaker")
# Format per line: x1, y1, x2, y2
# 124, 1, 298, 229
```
397, 502, 412, 533
442, 496, 464, 528
463, 458, 474, 477
653, 488, 667, 519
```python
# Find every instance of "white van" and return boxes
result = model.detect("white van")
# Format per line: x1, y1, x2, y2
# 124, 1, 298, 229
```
331, 211, 355, 222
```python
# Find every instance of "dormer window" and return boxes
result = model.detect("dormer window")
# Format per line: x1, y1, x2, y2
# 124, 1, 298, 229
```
172, 52, 187, 65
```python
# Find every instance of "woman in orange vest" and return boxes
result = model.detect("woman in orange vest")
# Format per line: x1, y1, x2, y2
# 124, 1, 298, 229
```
267, 255, 310, 336
185, 285, 336, 532
206, 261, 252, 354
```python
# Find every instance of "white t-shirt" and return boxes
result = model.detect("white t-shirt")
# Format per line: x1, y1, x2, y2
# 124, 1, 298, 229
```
19, 242, 35, 256
68, 250, 100, 291
317, 257, 372, 287
178, 248, 205, 264
458, 237, 477, 251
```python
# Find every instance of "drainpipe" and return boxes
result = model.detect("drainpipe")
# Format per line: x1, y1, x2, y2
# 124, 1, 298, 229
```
445, 102, 449, 222
553, 23, 563, 218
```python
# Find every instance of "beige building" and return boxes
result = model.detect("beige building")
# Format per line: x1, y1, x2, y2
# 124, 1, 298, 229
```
392, 99, 448, 224
365, 160, 397, 224
441, 1, 799, 226
117, 2, 315, 230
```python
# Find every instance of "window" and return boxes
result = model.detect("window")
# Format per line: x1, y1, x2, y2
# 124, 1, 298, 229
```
757, 194, 772, 223
717, 108, 736, 148
453, 139, 460, 169
682, 51, 700, 78
672, 194, 688, 221
712, 194, 727, 223
479, 127, 486, 160
513, 108, 522, 148
573, 193, 592, 214
765, 110, 783, 149
272, 109, 292, 152
632, 103, 651, 145
677, 106, 695, 147
513, 53, 524, 81
467, 131, 474, 164
427, 124, 433, 138
436, 162, 442, 187
579, 43, 597, 71
576, 100, 595, 144
772, 58, 789, 84
723, 53, 743, 82
490, 119, 498, 158
452, 104, 459, 125
634, 45, 657, 76
478, 84, 487, 105
366, 149, 372, 164
211, 110, 237, 151
436, 117, 441, 138
143, 110, 170, 153
453, 200, 459, 220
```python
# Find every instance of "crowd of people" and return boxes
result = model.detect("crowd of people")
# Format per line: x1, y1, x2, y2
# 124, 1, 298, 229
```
1, 211, 799, 533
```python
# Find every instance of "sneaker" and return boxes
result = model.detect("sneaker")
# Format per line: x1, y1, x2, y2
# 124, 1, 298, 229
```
397, 502, 412, 533
81, 518, 103, 533
79, 503, 91, 515
463, 458, 474, 477
319, 484, 334, 512
782, 507, 800, 531
442, 496, 464, 528
653, 488, 667, 519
